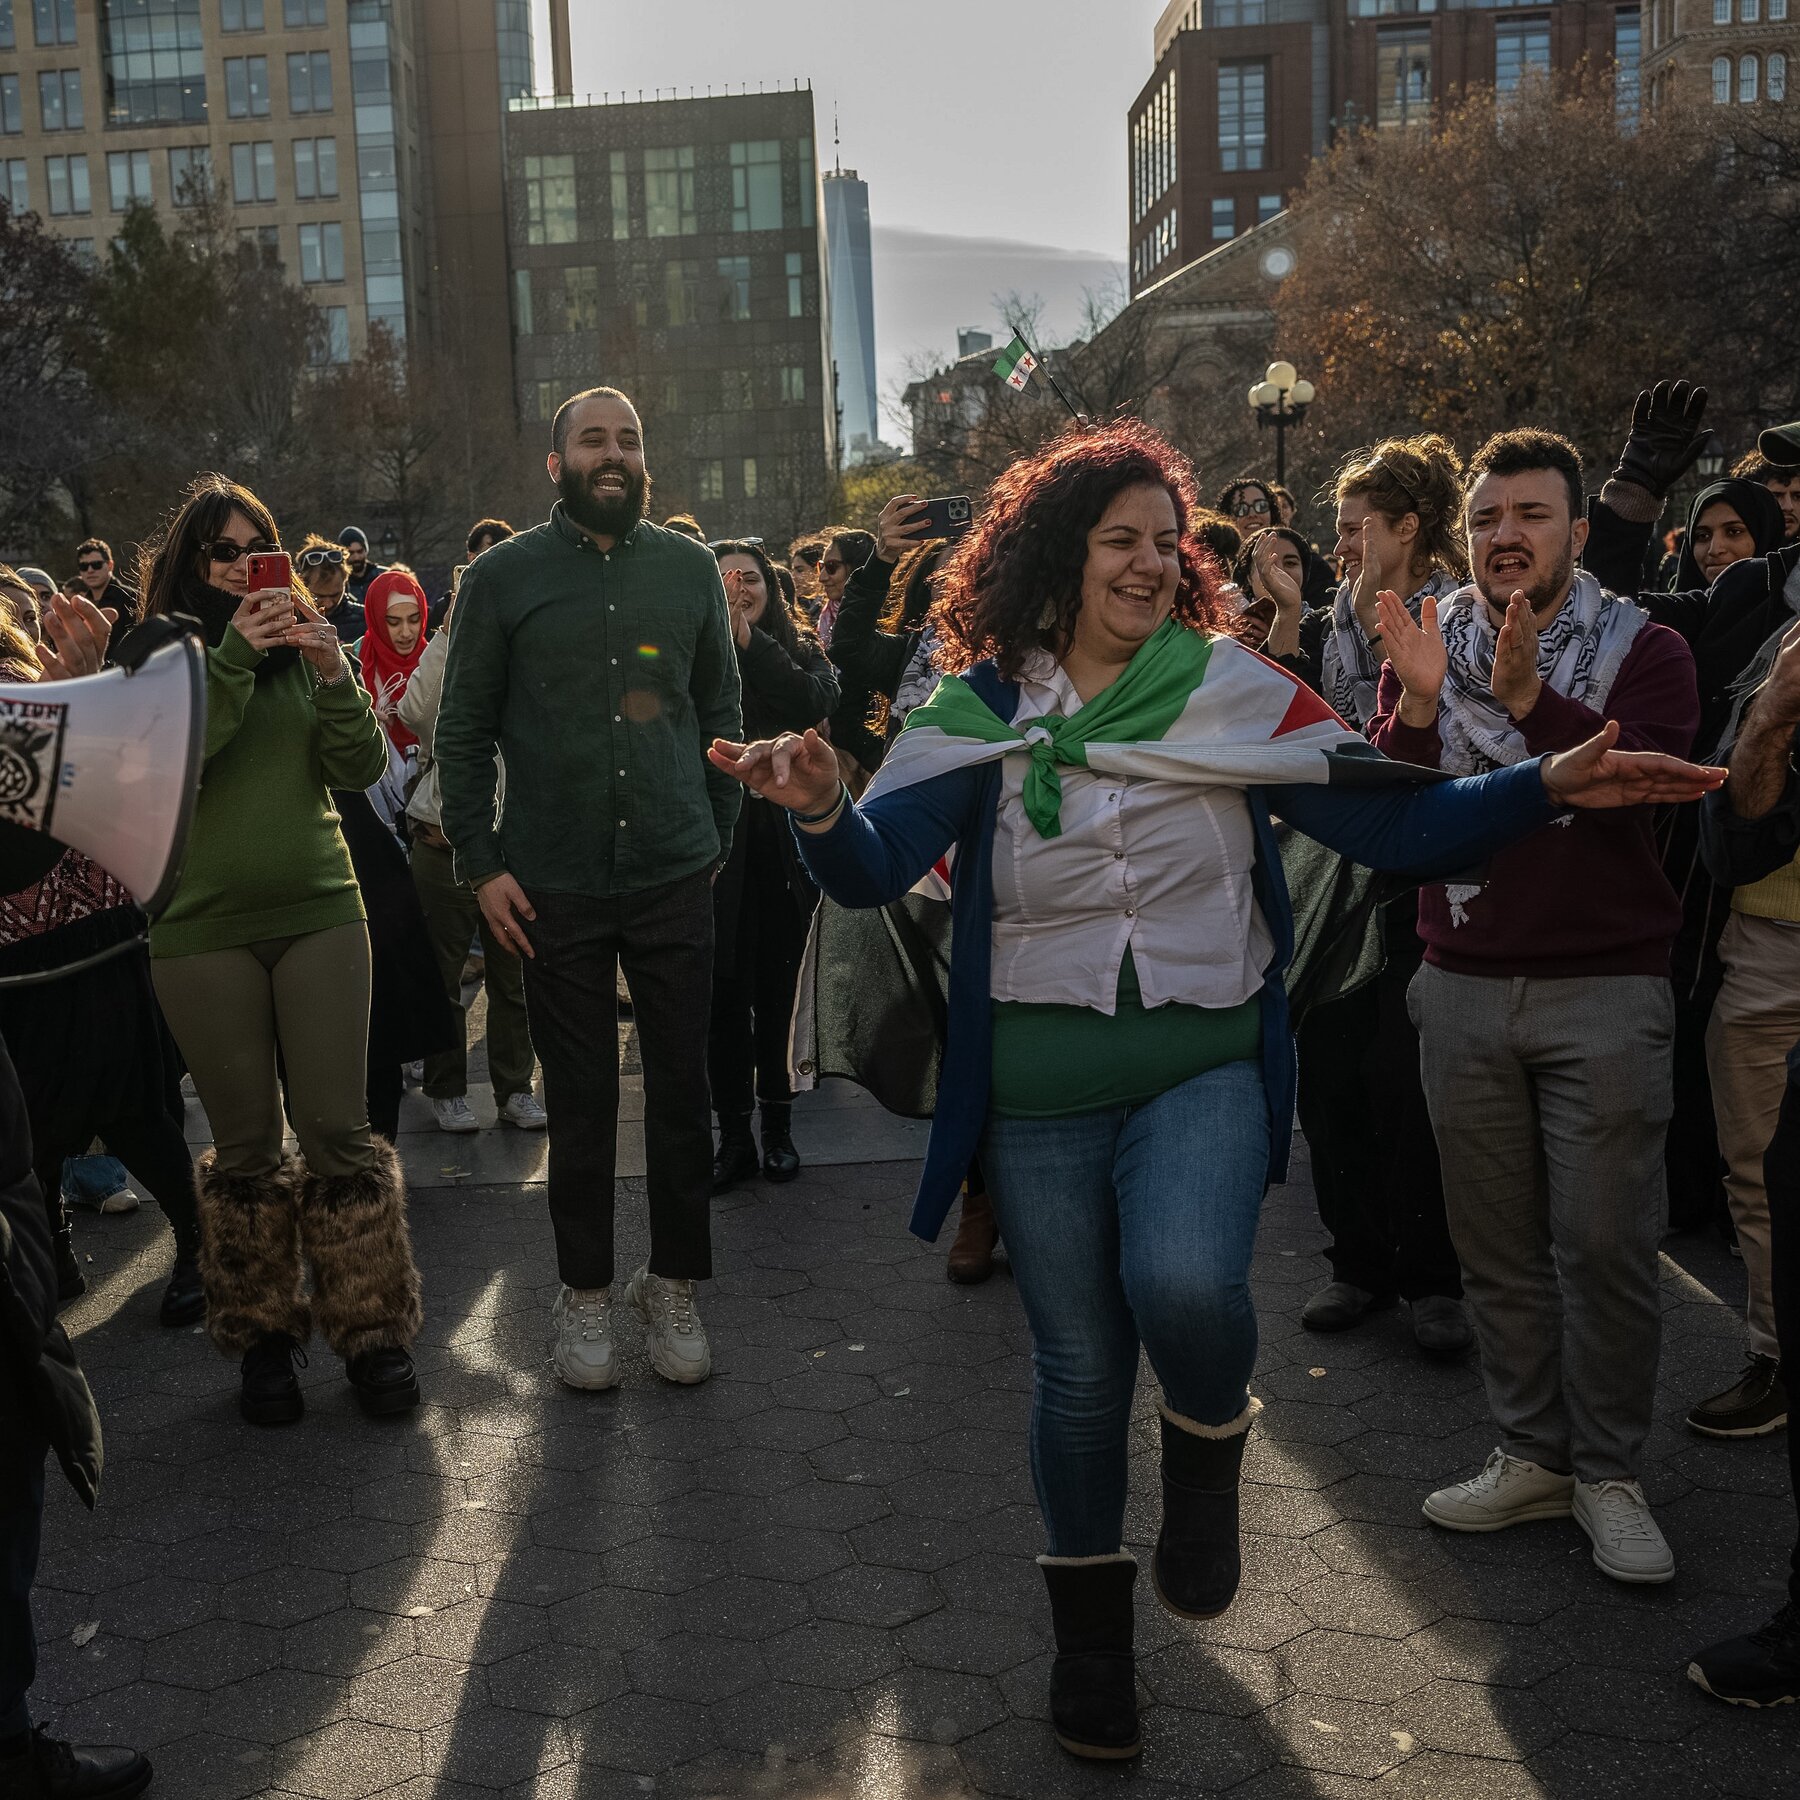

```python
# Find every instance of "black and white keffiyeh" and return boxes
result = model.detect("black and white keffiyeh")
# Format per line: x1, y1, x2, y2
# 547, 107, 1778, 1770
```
1322, 571, 1461, 730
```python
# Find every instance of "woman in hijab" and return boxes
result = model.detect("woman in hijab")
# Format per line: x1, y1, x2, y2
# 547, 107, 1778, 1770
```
1675, 480, 1786, 595
357, 570, 430, 756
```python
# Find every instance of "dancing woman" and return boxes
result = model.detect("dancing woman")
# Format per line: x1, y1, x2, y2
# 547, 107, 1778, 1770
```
710, 422, 1721, 1761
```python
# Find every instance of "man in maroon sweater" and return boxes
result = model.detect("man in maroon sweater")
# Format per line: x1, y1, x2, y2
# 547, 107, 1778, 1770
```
1370, 429, 1701, 1587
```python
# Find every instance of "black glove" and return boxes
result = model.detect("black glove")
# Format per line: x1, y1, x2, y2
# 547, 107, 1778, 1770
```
1610, 380, 1710, 498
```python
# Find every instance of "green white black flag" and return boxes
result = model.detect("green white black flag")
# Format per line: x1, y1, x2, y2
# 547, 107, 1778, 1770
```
993, 334, 1039, 392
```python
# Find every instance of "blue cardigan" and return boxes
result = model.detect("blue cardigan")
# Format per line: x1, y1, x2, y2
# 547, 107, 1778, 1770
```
797, 662, 1559, 1242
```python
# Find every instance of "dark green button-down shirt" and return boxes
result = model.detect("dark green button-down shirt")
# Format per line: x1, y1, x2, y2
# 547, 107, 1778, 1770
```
436, 507, 743, 897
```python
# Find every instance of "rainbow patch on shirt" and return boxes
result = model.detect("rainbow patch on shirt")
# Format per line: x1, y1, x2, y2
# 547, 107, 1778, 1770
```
636, 644, 660, 660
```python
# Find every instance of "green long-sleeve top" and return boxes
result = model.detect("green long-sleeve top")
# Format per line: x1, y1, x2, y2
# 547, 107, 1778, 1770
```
436, 507, 743, 897
148, 627, 389, 958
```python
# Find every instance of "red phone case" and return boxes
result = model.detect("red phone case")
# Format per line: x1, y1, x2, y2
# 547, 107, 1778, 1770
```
247, 552, 292, 594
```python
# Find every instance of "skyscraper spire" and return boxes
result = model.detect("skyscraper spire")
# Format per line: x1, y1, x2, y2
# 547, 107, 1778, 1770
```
833, 103, 842, 176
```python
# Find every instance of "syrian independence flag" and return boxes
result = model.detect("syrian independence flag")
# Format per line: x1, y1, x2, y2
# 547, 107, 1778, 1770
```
992, 334, 1040, 392
862, 620, 1444, 839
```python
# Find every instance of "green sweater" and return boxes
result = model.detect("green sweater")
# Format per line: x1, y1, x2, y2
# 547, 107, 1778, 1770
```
435, 508, 743, 897
149, 628, 388, 959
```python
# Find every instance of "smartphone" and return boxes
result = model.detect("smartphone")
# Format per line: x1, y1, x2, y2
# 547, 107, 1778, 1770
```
921, 496, 973, 540
246, 551, 292, 595
450, 562, 469, 599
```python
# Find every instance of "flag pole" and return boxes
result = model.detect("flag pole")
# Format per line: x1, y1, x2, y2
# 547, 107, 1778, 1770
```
1007, 323, 1083, 424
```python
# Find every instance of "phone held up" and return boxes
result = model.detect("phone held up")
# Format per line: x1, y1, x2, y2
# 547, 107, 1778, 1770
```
246, 551, 293, 597
921, 496, 973, 541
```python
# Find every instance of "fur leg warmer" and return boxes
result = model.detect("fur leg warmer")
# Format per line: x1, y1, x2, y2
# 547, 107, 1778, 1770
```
195, 1151, 309, 1355
299, 1137, 423, 1358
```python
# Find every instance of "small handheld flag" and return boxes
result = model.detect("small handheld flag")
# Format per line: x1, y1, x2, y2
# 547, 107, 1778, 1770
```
993, 334, 1039, 392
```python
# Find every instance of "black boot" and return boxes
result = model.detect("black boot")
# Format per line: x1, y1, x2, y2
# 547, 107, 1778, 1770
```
0, 1725, 153, 1799
1039, 1556, 1140, 1759
53, 1225, 85, 1305
348, 1345, 421, 1416
159, 1251, 206, 1328
1153, 1399, 1257, 1619
759, 1102, 800, 1183
712, 1113, 759, 1193
240, 1331, 307, 1426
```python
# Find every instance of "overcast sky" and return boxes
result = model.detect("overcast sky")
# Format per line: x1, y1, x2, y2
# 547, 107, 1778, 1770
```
538, 0, 1159, 439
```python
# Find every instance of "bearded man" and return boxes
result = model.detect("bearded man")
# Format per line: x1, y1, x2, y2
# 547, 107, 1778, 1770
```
435, 386, 742, 1393
1367, 428, 1703, 1588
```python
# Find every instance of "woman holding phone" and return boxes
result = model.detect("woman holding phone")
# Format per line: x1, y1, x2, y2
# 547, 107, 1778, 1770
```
132, 473, 423, 1427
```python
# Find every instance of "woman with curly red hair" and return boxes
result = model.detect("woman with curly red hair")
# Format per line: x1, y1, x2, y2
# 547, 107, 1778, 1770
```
711, 421, 1721, 1762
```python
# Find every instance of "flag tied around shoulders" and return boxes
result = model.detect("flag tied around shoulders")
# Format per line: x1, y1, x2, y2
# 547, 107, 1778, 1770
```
861, 617, 1437, 839
992, 334, 1039, 392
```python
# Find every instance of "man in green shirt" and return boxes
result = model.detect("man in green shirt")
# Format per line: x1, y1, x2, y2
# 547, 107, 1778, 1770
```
437, 386, 742, 1392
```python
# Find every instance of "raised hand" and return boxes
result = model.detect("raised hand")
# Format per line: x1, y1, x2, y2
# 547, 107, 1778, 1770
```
1540, 720, 1725, 810
876, 494, 933, 562
1610, 379, 1710, 501
1489, 592, 1543, 720
1350, 520, 1385, 639
1376, 589, 1446, 728
1252, 534, 1303, 617
708, 728, 843, 820
36, 591, 116, 681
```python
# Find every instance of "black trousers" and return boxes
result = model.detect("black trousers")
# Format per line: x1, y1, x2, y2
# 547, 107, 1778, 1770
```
708, 844, 811, 1121
522, 871, 714, 1290
1294, 905, 1461, 1301
0, 1409, 45, 1739
1758, 1041, 1800, 1605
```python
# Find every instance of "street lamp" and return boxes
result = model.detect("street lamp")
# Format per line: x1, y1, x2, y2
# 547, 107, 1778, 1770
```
1695, 431, 1726, 481
1247, 360, 1315, 489
379, 527, 400, 564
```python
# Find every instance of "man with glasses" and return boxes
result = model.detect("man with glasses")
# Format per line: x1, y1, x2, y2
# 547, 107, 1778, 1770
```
297, 534, 365, 643
72, 538, 137, 625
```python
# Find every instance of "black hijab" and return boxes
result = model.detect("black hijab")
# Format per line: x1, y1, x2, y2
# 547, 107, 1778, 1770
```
1676, 479, 1786, 594
171, 571, 299, 680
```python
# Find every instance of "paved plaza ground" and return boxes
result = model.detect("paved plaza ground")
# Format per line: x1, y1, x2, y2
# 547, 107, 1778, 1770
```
30, 1033, 1800, 1800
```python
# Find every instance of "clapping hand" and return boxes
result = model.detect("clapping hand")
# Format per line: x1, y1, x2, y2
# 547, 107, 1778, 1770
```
36, 591, 116, 681
1376, 589, 1445, 729
1489, 592, 1543, 721
708, 728, 843, 821
1540, 721, 1725, 810
1350, 521, 1385, 639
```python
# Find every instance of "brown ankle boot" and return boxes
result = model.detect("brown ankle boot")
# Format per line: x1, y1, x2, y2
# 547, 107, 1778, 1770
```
945, 1186, 999, 1284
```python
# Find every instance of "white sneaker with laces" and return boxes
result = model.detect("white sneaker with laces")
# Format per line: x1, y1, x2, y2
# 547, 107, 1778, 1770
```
431, 1095, 480, 1134
1574, 1478, 1675, 1584
550, 1285, 619, 1391
97, 1185, 141, 1215
500, 1091, 548, 1130
626, 1265, 712, 1385
1423, 1447, 1575, 1532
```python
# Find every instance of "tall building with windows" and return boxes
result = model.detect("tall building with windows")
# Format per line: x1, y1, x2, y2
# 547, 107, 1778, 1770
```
1643, 0, 1795, 112
502, 85, 836, 537
1128, 0, 1696, 298
823, 162, 883, 464
0, 0, 554, 364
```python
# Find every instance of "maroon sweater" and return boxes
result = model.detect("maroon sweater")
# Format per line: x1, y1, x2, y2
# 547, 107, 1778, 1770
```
1368, 621, 1699, 978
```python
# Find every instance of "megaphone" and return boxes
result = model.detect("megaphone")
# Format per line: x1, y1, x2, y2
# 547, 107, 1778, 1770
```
0, 624, 206, 983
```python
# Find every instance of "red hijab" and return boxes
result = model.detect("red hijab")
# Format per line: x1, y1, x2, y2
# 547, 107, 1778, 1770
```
359, 570, 428, 751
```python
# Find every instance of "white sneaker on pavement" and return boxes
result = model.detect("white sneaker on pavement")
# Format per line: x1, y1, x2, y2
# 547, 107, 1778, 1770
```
431, 1096, 480, 1134
500, 1092, 548, 1130
550, 1285, 620, 1391
626, 1265, 712, 1385
1574, 1478, 1675, 1584
1423, 1447, 1576, 1532
97, 1185, 140, 1214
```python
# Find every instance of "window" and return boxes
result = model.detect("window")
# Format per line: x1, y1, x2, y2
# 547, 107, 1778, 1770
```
1715, 55, 1733, 103
786, 250, 804, 317
230, 140, 275, 202
1714, 0, 1730, 19
1258, 192, 1282, 223
779, 366, 807, 404
226, 56, 270, 118
102, 0, 207, 126
1774, 0, 1790, 20
644, 145, 695, 237
168, 145, 210, 205
309, 304, 350, 366
1615, 6, 1641, 128
1132, 68, 1178, 224
293, 136, 337, 199
530, 380, 553, 421
0, 76, 17, 135
660, 373, 680, 412
696, 460, 725, 504
742, 458, 759, 500
512, 267, 533, 334
1217, 61, 1267, 171
717, 255, 751, 320
283, 0, 326, 23
1495, 20, 1552, 96
0, 1, 12, 49
524, 154, 576, 245
297, 219, 343, 283
796, 134, 815, 227
1743, 0, 1761, 19
1377, 26, 1431, 128
287, 51, 331, 114
33, 0, 75, 45
4, 159, 28, 212
729, 139, 781, 231
1771, 52, 1789, 101
721, 368, 753, 410
1740, 52, 1760, 104
564, 264, 598, 331
45, 152, 89, 215
608, 148, 629, 239
664, 258, 700, 325
38, 69, 81, 131
1211, 196, 1235, 240
107, 149, 151, 210
222, 0, 263, 29
236, 222, 278, 267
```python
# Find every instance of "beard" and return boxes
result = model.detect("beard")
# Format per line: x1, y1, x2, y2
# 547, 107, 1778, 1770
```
1475, 542, 1573, 621
559, 459, 652, 538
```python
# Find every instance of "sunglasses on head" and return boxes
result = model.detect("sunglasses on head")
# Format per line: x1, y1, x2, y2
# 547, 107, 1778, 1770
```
204, 539, 276, 565
1231, 497, 1272, 518
298, 548, 347, 570
795, 547, 823, 566
77, 558, 107, 573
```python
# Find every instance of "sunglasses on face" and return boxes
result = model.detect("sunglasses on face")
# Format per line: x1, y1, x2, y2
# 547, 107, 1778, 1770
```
77, 559, 107, 573
298, 548, 347, 570
820, 559, 846, 576
205, 539, 276, 565
1231, 498, 1272, 518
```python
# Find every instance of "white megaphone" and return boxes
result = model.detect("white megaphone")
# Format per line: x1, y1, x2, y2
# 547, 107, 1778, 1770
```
0, 627, 206, 982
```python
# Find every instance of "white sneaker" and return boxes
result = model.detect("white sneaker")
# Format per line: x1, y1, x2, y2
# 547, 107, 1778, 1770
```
500, 1091, 548, 1130
550, 1285, 620, 1391
431, 1095, 480, 1134
625, 1265, 712, 1385
1423, 1447, 1575, 1532
403, 1060, 425, 1085
97, 1185, 141, 1215
1574, 1478, 1675, 1585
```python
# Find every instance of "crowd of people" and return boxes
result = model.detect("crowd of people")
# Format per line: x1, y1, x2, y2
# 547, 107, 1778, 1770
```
2, 374, 1799, 1793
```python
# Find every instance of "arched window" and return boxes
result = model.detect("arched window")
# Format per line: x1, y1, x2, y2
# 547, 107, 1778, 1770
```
1771, 52, 1789, 101
1714, 55, 1734, 104
1740, 53, 1760, 104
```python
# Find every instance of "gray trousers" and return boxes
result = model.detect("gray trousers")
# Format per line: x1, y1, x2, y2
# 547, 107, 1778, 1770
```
1409, 965, 1673, 1483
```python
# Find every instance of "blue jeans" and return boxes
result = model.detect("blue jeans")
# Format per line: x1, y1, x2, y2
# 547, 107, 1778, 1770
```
61, 1154, 129, 1206
980, 1059, 1271, 1558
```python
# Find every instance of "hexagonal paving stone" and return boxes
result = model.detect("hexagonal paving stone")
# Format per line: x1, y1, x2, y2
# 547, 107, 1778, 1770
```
1279, 1628, 1432, 1704
672, 1573, 813, 1642
419, 1707, 572, 1790
898, 1607, 1045, 1677
570, 1690, 717, 1775
625, 1630, 768, 1704
147, 1731, 273, 1800
763, 1618, 904, 1691
203, 1666, 347, 1746
220, 1565, 347, 1629
857, 1664, 1009, 1743
807, 1563, 943, 1630
345, 1654, 476, 1730
274, 1716, 422, 1799
487, 1640, 628, 1717
142, 1618, 280, 1692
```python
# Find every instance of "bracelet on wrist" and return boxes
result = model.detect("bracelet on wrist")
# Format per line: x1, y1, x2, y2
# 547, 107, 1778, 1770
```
792, 784, 849, 825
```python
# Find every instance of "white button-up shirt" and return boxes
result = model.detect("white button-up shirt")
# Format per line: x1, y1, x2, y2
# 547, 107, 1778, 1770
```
988, 655, 1272, 1013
